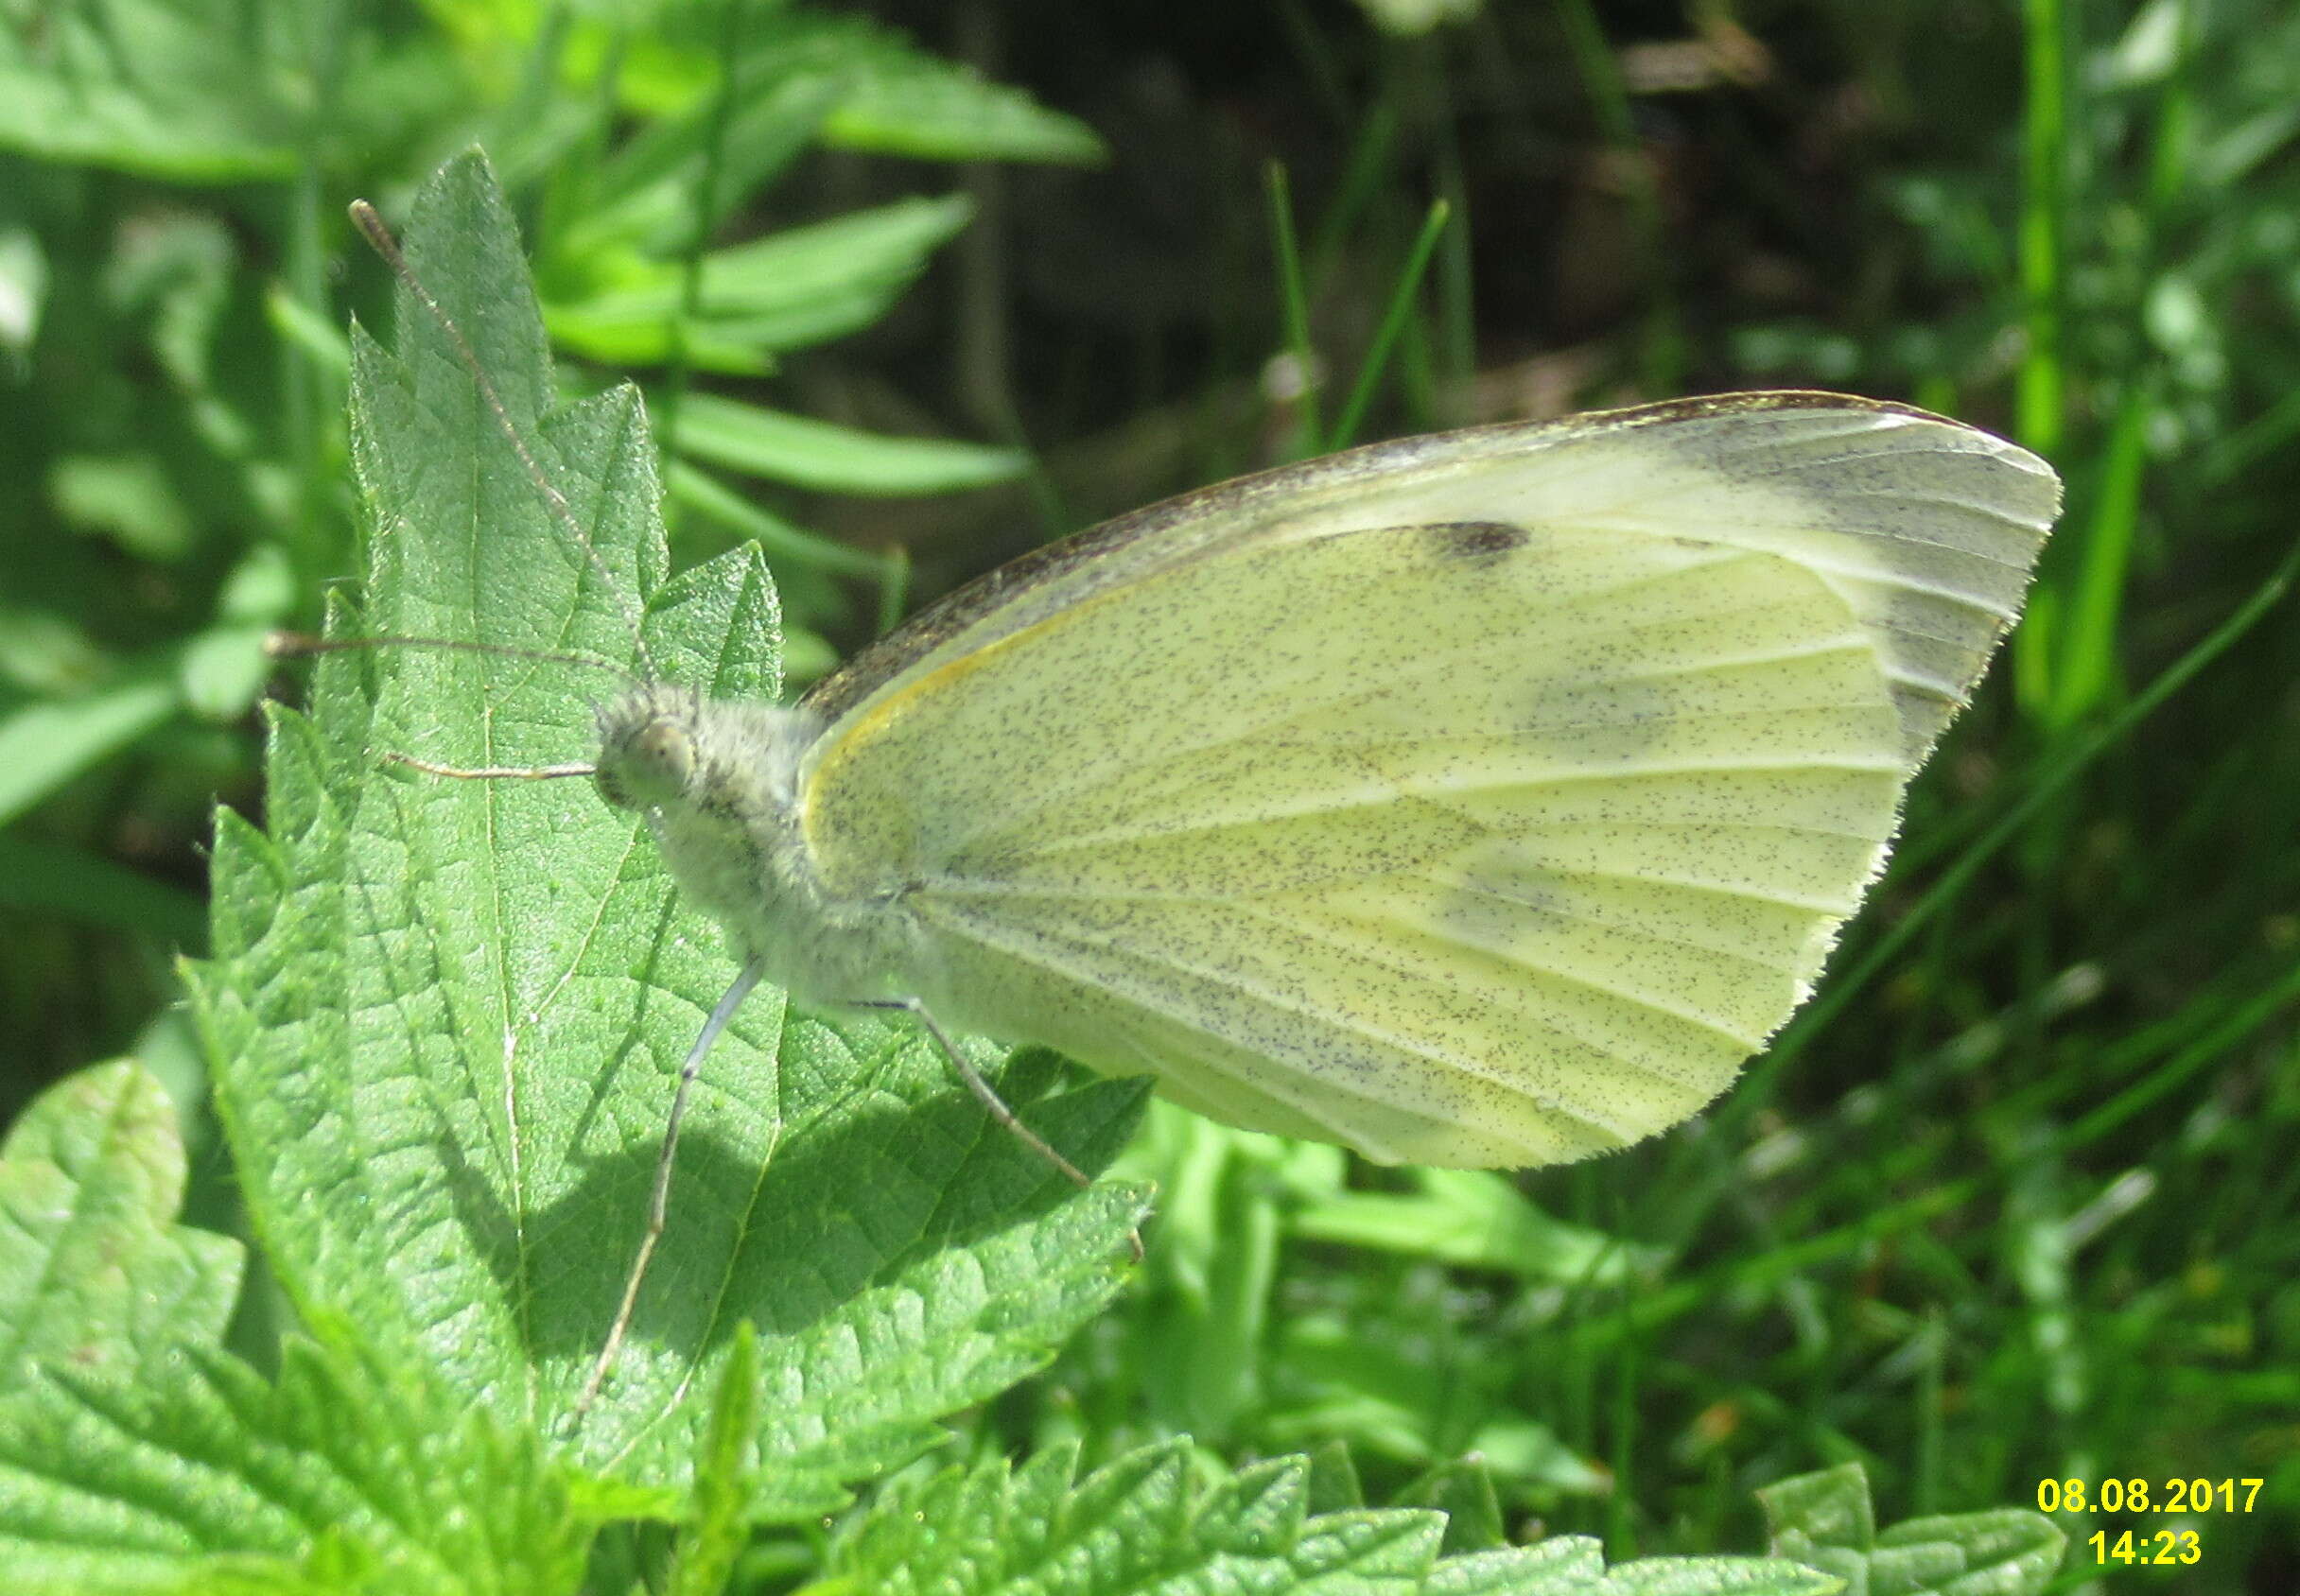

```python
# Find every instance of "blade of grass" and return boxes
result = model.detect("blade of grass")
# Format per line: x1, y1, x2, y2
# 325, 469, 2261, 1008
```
1424, 49, 1476, 425
2049, 374, 2152, 726
2012, 0, 2072, 711
1264, 161, 1321, 458
1326, 197, 1450, 451
2016, 0, 2069, 459
2061, 959, 2300, 1150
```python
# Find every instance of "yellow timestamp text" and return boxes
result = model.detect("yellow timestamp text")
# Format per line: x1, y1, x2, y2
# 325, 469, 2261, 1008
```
2035, 1477, 2263, 1515
2085, 1528, 2201, 1567
2035, 1478, 2265, 1569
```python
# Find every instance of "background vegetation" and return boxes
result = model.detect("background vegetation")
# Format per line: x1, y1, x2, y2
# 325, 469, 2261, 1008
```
1, 0, 2294, 1590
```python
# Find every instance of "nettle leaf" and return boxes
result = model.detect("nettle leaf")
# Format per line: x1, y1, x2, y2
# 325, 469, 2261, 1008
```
0, 1322, 591, 1596
0, 1066, 586, 1594
183, 149, 1148, 1511
1758, 1465, 2065, 1595
0, 1061, 240, 1395
822, 1440, 1848, 1596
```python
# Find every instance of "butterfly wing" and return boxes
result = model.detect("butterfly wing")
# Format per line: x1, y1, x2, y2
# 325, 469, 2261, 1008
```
796, 396, 2058, 1167
808, 393, 2062, 763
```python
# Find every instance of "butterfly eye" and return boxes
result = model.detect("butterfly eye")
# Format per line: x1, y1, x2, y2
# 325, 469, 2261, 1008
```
634, 719, 697, 790
592, 764, 632, 811
597, 716, 697, 811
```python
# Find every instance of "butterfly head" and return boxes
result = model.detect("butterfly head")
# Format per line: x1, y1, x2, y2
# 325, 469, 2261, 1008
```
593, 684, 710, 814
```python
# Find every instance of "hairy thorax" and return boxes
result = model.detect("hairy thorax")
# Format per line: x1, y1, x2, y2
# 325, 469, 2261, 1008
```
590, 683, 915, 1007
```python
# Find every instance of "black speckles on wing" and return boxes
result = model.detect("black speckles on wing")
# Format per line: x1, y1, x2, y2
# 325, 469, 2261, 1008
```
805, 505, 1912, 1168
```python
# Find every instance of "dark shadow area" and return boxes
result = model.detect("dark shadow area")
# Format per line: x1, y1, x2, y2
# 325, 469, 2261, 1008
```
444, 1044, 1151, 1368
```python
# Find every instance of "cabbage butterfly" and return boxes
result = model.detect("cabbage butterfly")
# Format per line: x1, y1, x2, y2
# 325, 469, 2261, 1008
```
348, 200, 2059, 1406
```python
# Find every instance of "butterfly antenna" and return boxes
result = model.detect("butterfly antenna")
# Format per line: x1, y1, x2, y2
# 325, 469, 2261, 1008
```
349, 199, 659, 682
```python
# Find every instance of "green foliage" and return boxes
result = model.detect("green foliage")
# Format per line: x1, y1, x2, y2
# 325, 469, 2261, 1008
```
547, 195, 978, 373
817, 1440, 1845, 1595
0, 0, 302, 178
1758, 1466, 2065, 1594
0, 1060, 240, 1393
0, 0, 1083, 1104
186, 151, 1148, 1501
7, 0, 2297, 1589
0, 143, 2070, 1596
0, 1065, 590, 1594
2, 1328, 596, 1596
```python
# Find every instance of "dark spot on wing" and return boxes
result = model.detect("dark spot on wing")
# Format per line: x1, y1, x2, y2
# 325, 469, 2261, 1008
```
1424, 521, 1532, 564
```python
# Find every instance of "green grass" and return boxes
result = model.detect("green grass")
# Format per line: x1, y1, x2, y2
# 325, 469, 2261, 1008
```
1, 0, 2294, 1590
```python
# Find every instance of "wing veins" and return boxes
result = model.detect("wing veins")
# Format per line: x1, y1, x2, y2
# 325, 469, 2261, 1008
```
1304, 898, 1771, 1053
915, 896, 1645, 1141
970, 770, 1894, 867
1436, 876, 1814, 981
1648, 528, 2033, 603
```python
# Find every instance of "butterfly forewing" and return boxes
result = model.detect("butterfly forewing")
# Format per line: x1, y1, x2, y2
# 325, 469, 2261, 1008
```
806, 394, 2060, 768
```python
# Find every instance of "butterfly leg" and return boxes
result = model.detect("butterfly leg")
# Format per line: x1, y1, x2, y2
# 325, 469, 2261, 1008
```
856, 998, 1143, 1263
856, 996, 1089, 1187
579, 954, 767, 1414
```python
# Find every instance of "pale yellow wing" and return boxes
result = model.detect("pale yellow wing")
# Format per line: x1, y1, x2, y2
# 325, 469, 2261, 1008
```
795, 397, 2058, 1167
808, 393, 2063, 765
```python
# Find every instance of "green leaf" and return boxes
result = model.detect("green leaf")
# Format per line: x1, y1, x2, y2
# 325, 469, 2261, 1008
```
184, 149, 1146, 1511
1397, 1458, 1508, 1555
593, 10, 1104, 170
0, 1327, 594, 1596
0, 0, 296, 179
1291, 1168, 1669, 1283
1759, 1465, 2065, 1595
1593, 1561, 1842, 1595
668, 390, 1029, 494
821, 34, 1107, 165
563, 63, 844, 262
0, 1066, 587, 1594
0, 1061, 239, 1396
0, 664, 179, 826
1304, 1440, 1367, 1515
820, 1440, 1848, 1595
666, 462, 898, 583
668, 1324, 758, 1596
50, 452, 196, 560
546, 195, 975, 371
